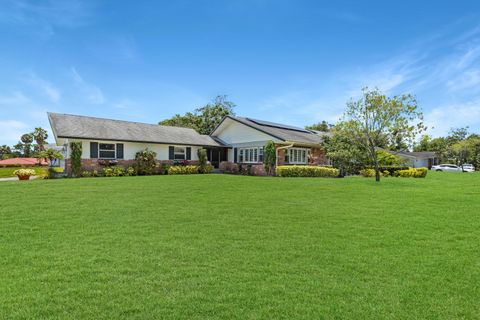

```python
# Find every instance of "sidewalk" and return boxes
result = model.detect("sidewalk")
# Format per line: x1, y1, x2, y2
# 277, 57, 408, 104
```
0, 176, 39, 182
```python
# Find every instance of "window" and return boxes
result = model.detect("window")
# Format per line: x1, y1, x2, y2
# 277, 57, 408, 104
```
287, 148, 308, 164
174, 147, 186, 160
238, 147, 260, 163
99, 143, 116, 159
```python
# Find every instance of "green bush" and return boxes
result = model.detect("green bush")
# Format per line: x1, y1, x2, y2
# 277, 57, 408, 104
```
168, 165, 200, 175
365, 166, 410, 176
360, 168, 377, 177
198, 164, 214, 174
125, 167, 136, 176
276, 165, 339, 177
81, 170, 92, 178
395, 168, 428, 178
103, 166, 126, 177
135, 149, 157, 175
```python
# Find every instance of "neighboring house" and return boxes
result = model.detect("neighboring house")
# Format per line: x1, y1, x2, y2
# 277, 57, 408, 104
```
211, 116, 329, 175
390, 150, 438, 169
0, 157, 48, 167
48, 113, 226, 172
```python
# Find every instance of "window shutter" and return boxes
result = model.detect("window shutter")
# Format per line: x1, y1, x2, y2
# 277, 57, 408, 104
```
186, 147, 191, 160
90, 142, 98, 158
169, 146, 174, 160
116, 143, 124, 159
234, 148, 238, 163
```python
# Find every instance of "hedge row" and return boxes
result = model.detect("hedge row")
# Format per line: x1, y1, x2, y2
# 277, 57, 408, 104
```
168, 165, 213, 175
360, 167, 428, 178
81, 164, 213, 177
276, 165, 339, 177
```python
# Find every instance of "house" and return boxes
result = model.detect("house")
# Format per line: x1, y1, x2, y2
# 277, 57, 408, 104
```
0, 157, 48, 167
390, 150, 438, 169
48, 113, 227, 172
48, 113, 329, 175
211, 116, 329, 175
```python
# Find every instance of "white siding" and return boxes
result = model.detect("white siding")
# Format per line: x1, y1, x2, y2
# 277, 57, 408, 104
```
68, 139, 201, 160
214, 119, 281, 144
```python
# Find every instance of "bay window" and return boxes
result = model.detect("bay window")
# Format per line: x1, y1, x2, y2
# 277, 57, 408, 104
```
238, 147, 262, 163
287, 148, 309, 164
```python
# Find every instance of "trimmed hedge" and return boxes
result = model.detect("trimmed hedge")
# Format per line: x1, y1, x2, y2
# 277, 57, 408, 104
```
395, 168, 428, 178
361, 167, 428, 178
368, 166, 410, 176
168, 165, 200, 175
276, 166, 339, 177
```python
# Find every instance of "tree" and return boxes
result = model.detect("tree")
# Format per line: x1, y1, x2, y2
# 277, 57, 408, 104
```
447, 127, 469, 144
159, 95, 235, 135
20, 133, 34, 157
37, 148, 64, 166
32, 127, 49, 152
263, 140, 276, 175
322, 124, 368, 177
305, 121, 332, 132
0, 145, 12, 160
341, 87, 425, 182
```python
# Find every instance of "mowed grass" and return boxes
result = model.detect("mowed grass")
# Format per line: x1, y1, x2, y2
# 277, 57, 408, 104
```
0, 167, 48, 178
1, 172, 479, 319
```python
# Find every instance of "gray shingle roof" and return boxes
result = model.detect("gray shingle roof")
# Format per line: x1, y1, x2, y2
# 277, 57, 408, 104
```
48, 113, 222, 147
215, 116, 328, 145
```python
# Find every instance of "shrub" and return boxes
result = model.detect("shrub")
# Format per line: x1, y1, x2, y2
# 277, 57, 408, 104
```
81, 170, 92, 177
360, 168, 377, 177
263, 140, 276, 175
365, 166, 410, 176
103, 166, 126, 177
198, 164, 214, 174
13, 168, 36, 177
276, 166, 339, 177
395, 168, 428, 178
125, 167, 136, 176
168, 165, 199, 175
135, 149, 157, 175
69, 142, 82, 177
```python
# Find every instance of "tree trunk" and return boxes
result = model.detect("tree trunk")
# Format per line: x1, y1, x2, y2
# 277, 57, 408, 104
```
374, 160, 380, 182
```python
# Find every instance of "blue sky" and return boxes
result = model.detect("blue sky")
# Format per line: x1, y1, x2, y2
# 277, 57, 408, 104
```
1, 0, 480, 145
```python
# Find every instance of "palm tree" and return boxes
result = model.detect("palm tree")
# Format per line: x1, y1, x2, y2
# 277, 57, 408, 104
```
32, 127, 48, 152
37, 148, 64, 166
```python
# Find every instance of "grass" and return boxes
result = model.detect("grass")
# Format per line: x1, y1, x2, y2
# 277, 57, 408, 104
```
1, 172, 479, 319
0, 166, 49, 178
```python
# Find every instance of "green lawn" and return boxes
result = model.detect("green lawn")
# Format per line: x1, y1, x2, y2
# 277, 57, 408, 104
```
0, 166, 49, 178
1, 173, 479, 319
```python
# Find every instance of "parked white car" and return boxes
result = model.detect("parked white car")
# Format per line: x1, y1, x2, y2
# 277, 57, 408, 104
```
460, 164, 476, 172
432, 164, 474, 172
432, 164, 461, 172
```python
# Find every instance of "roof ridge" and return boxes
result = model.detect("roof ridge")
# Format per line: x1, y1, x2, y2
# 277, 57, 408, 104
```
47, 112, 197, 132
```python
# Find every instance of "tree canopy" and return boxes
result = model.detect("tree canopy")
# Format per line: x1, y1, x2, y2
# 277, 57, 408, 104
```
339, 87, 425, 181
305, 121, 332, 132
159, 95, 235, 135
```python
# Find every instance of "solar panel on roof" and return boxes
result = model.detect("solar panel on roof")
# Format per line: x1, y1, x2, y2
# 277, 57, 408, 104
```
246, 118, 311, 133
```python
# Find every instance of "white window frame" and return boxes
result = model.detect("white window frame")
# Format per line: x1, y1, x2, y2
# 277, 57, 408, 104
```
287, 148, 309, 164
174, 147, 186, 160
238, 147, 260, 163
98, 143, 116, 159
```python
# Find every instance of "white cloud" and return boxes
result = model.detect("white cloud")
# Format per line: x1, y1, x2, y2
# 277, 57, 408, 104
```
71, 67, 105, 104
26, 74, 61, 103
425, 100, 480, 136
0, 120, 29, 142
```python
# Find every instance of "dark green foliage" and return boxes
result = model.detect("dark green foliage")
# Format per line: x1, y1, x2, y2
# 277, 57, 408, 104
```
159, 95, 235, 134
263, 140, 276, 175
69, 142, 82, 177
135, 149, 157, 175
197, 148, 212, 174
305, 120, 332, 132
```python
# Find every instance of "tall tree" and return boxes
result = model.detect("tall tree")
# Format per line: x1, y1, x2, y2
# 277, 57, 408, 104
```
323, 124, 368, 177
305, 121, 332, 132
32, 127, 49, 152
340, 87, 425, 182
20, 133, 34, 157
159, 95, 235, 135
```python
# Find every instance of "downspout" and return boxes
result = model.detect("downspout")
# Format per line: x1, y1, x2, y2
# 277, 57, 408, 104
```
276, 143, 294, 167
